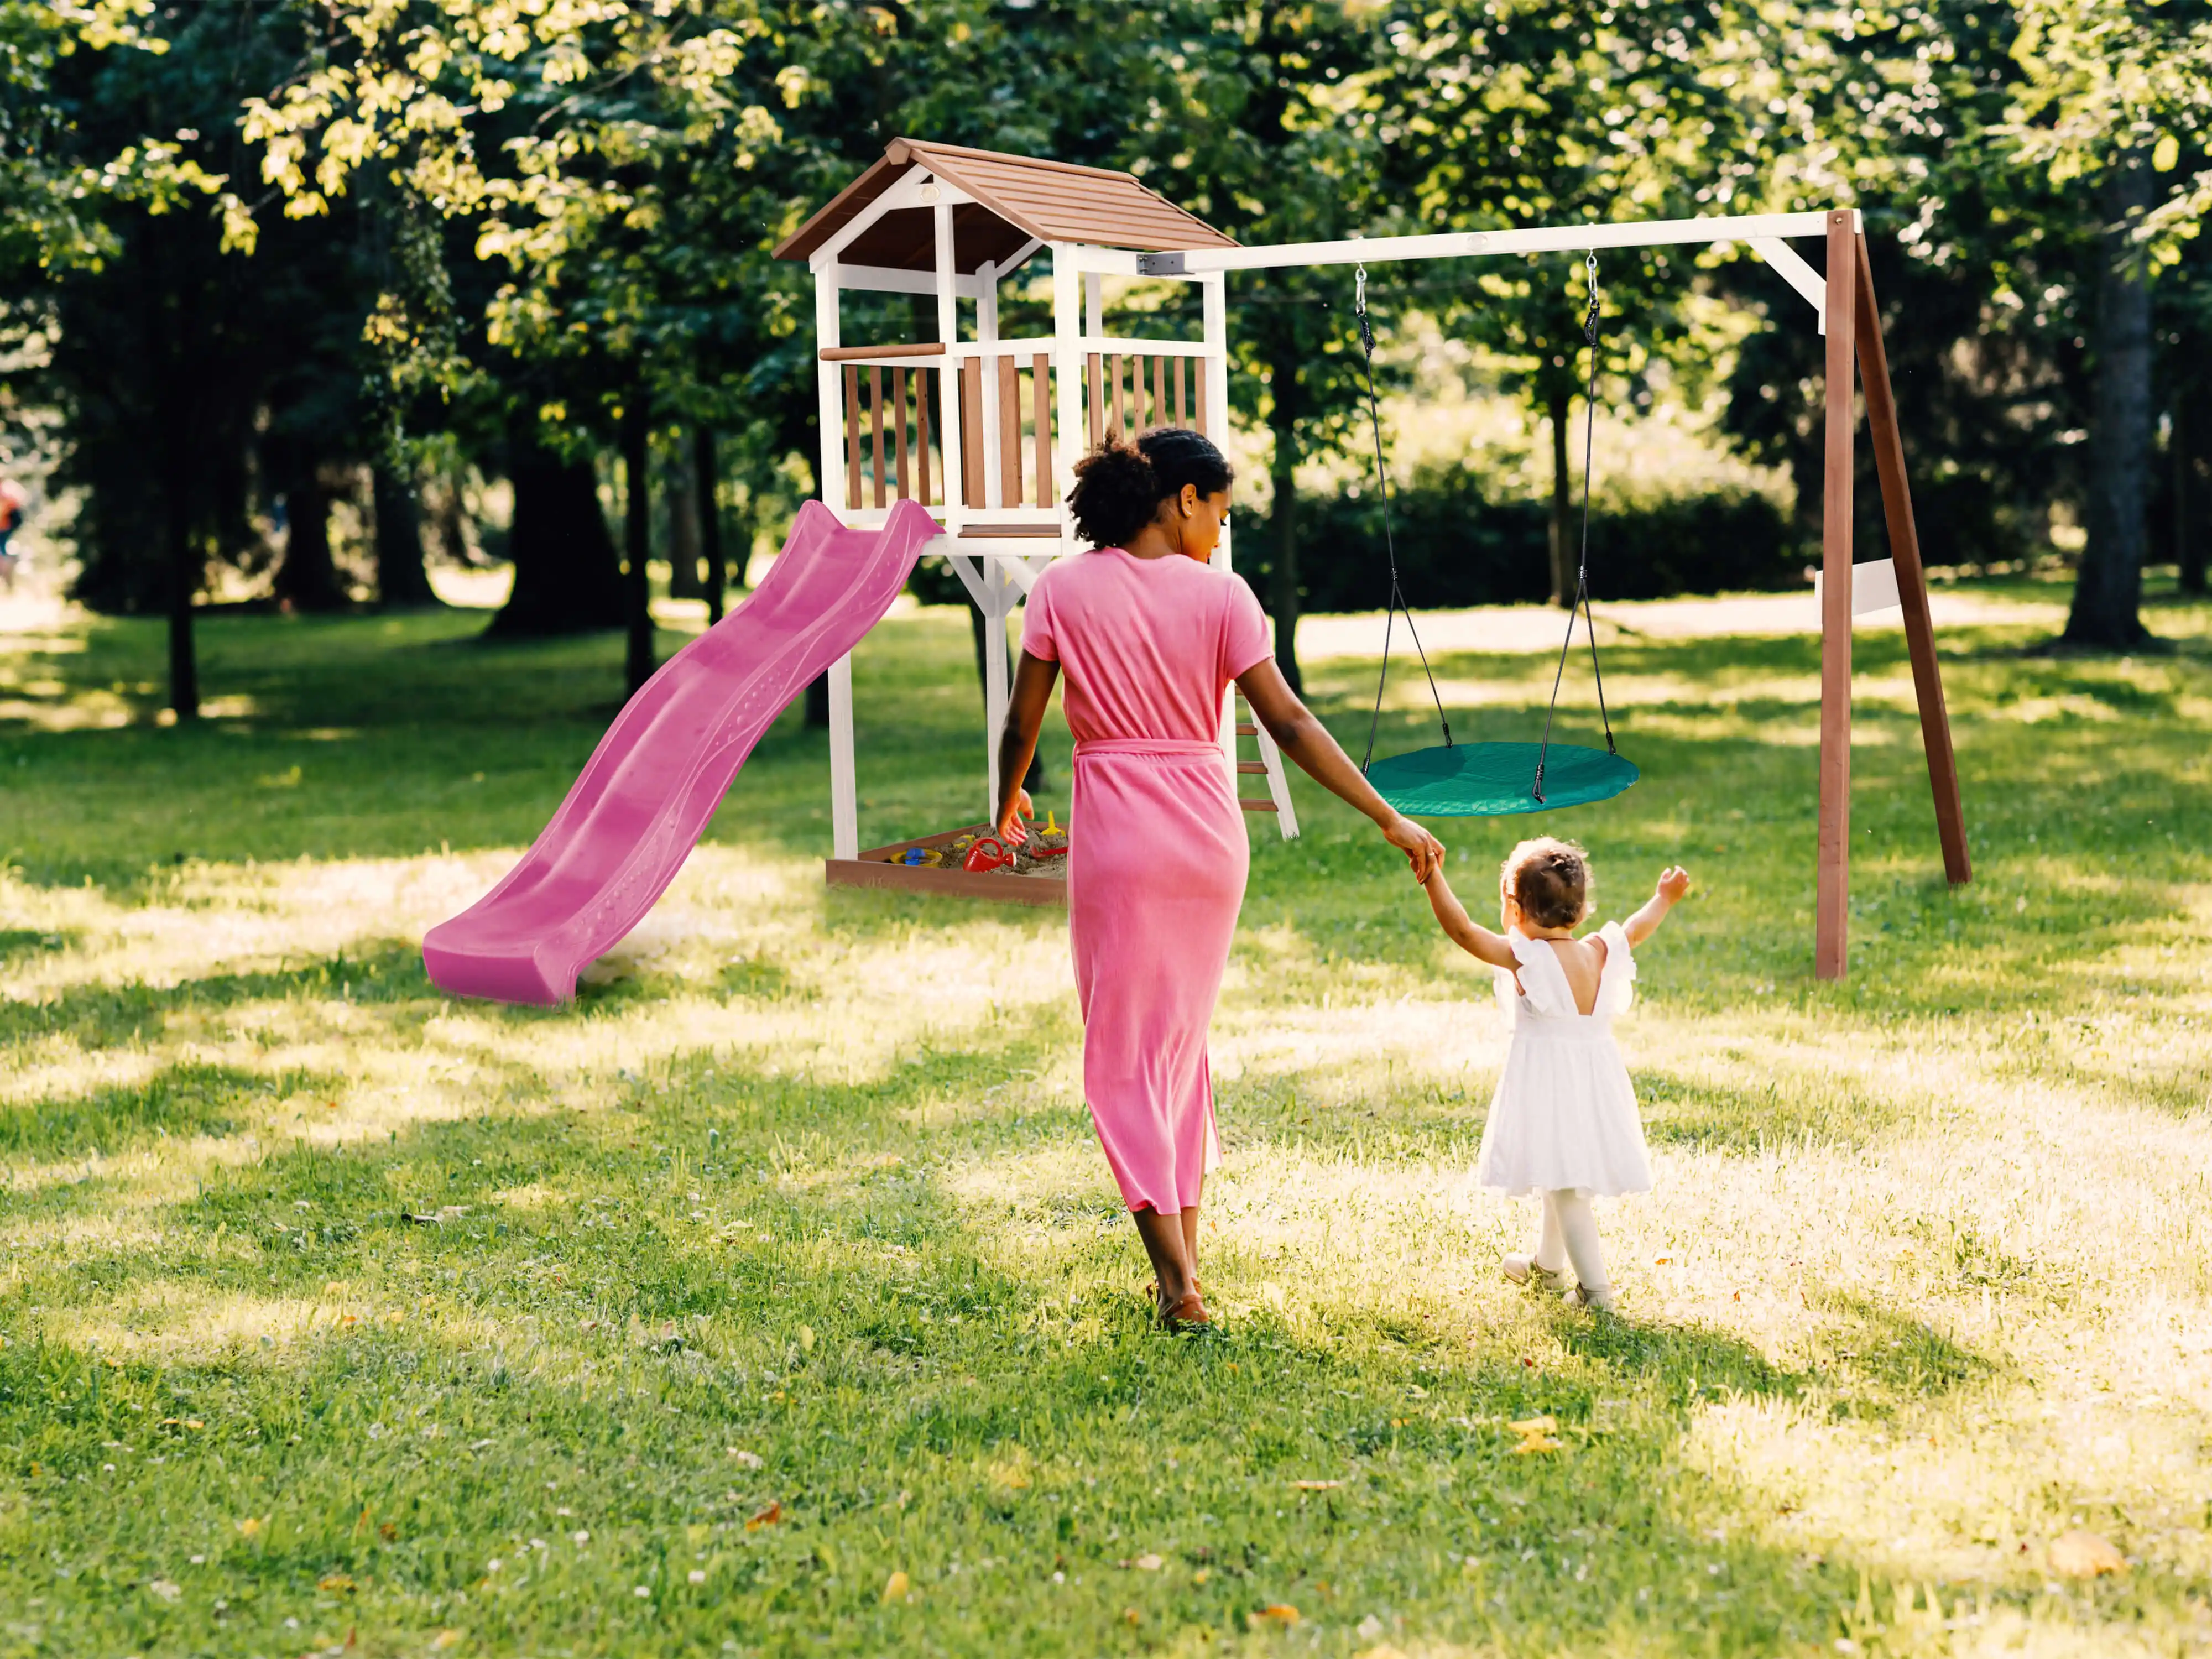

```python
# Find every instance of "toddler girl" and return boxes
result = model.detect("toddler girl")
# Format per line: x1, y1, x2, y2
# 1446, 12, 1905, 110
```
1421, 838, 1690, 1311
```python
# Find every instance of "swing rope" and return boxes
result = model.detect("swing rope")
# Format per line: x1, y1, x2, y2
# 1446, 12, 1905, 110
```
1532, 251, 1619, 805
1354, 263, 1452, 774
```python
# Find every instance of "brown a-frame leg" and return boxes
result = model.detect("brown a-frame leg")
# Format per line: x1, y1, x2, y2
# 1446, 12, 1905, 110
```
1814, 211, 1973, 982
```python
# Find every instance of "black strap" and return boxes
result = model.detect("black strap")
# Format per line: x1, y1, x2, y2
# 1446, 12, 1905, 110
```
1353, 265, 1451, 773
1533, 252, 1619, 804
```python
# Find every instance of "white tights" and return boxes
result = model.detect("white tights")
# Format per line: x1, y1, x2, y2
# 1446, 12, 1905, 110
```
1532, 1189, 1610, 1296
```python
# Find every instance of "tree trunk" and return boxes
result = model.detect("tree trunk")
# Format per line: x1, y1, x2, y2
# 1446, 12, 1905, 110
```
1268, 342, 1303, 694
372, 465, 441, 608
489, 425, 624, 637
2064, 156, 2156, 649
1547, 381, 1573, 609
623, 390, 655, 697
274, 471, 347, 611
2178, 392, 2208, 597
666, 429, 703, 599
697, 425, 726, 624
165, 452, 199, 721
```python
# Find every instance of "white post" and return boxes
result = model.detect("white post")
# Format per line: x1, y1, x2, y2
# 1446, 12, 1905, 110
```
1052, 245, 1084, 551
933, 195, 963, 528
978, 259, 1003, 509
983, 566, 1011, 820
1201, 272, 1239, 795
829, 655, 858, 860
815, 265, 843, 514
1084, 270, 1103, 338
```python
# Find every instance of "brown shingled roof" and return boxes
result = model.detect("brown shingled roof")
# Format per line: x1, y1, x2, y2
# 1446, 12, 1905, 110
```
773, 139, 1235, 273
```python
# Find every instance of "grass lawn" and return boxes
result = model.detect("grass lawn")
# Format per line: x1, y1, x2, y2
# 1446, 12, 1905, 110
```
1, 575, 2209, 1658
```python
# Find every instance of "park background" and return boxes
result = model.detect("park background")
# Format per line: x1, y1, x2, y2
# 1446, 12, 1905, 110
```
2, 4, 2210, 1657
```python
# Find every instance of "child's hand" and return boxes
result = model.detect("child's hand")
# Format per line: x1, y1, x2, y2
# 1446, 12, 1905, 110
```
997, 789, 1034, 846
1655, 865, 1692, 904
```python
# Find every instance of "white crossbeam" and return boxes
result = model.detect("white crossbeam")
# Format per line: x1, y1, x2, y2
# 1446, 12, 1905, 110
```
1136, 210, 1858, 276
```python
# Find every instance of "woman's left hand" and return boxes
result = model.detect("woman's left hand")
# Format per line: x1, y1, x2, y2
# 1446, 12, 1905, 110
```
997, 789, 1035, 846
1381, 813, 1444, 882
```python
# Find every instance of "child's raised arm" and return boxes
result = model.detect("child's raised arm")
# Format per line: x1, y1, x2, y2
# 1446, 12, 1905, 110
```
1624, 865, 1692, 947
1422, 866, 1519, 969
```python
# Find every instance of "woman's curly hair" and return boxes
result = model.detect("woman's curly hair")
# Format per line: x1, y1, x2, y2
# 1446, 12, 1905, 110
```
1501, 837, 1592, 930
1066, 427, 1234, 549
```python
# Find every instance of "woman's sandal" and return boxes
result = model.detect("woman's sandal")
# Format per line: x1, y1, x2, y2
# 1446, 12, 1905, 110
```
1159, 1290, 1213, 1332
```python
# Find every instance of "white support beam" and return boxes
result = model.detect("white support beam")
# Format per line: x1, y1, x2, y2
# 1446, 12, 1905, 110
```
1083, 271, 1103, 337
1136, 209, 1859, 276
828, 653, 858, 861
1749, 236, 1829, 332
831, 263, 995, 300
978, 259, 1003, 509
808, 169, 973, 271
934, 198, 964, 531
1052, 244, 1084, 554
813, 268, 843, 515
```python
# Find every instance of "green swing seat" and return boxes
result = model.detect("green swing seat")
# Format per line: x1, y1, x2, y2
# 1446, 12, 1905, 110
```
1349, 253, 1635, 821
1365, 740, 1638, 819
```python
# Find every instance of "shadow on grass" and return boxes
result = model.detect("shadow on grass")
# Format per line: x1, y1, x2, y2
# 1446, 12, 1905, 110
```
0, 940, 434, 1051
0, 1060, 338, 1162
1637, 1067, 1900, 1156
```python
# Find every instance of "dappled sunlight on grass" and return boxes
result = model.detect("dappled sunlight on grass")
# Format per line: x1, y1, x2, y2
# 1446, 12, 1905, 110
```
2, 583, 2209, 1655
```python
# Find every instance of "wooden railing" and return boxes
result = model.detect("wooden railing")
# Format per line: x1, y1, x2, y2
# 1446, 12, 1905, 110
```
828, 340, 1213, 518
1086, 351, 1209, 447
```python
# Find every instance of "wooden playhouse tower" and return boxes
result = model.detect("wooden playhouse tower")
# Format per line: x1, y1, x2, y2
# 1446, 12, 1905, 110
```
772, 139, 1302, 898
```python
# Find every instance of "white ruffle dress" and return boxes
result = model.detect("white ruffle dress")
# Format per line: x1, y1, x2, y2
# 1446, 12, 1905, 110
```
1474, 922, 1653, 1198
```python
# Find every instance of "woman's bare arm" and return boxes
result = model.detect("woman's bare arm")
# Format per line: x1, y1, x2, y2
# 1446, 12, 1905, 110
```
993, 649, 1061, 842
1421, 866, 1519, 968
1235, 657, 1443, 881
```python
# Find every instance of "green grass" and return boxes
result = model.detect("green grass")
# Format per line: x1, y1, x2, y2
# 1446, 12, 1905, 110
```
2, 576, 2209, 1657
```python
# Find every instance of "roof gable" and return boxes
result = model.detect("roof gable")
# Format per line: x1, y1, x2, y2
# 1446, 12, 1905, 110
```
773, 139, 1235, 273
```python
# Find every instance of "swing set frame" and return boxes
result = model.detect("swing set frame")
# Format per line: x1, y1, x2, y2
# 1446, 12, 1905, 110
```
1141, 206, 1973, 982
780, 140, 1968, 980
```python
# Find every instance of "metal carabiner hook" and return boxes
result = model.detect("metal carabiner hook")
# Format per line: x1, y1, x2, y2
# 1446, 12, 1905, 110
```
1354, 263, 1368, 317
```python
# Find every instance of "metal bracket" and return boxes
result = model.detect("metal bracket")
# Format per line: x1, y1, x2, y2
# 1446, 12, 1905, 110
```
1134, 251, 1187, 276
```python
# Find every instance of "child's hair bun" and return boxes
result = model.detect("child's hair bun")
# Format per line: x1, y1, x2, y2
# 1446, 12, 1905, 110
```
1502, 837, 1592, 930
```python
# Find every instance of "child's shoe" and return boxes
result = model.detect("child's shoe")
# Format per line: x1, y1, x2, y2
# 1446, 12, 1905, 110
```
1563, 1281, 1618, 1313
1502, 1253, 1572, 1292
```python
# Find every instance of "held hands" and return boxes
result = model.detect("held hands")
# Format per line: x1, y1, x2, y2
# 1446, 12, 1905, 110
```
996, 789, 1035, 847
1381, 814, 1446, 883
1655, 865, 1692, 905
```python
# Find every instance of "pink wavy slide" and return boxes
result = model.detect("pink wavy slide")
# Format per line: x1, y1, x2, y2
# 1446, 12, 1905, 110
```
423, 498, 941, 1005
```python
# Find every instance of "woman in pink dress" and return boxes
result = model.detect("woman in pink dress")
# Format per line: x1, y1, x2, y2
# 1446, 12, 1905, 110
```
994, 430, 1444, 1329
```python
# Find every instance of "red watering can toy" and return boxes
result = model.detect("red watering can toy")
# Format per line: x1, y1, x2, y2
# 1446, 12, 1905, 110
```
962, 836, 1014, 874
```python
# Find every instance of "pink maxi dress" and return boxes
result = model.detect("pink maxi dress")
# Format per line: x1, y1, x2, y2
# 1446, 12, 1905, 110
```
1019, 548, 1272, 1214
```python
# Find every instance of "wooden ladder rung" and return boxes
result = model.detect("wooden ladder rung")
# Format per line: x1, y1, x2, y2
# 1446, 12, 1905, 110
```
1240, 798, 1279, 813
1235, 723, 1258, 737
1235, 761, 1268, 774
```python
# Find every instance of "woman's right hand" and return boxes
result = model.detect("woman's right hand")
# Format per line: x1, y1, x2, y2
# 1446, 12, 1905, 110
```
1380, 813, 1444, 883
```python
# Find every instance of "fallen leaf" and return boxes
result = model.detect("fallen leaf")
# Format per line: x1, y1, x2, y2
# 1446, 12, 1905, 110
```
882, 1569, 910, 1604
2049, 1530, 2126, 1578
746, 1501, 783, 1531
1512, 1436, 1563, 1455
1121, 1553, 1163, 1571
1291, 1480, 1342, 1491
1193, 1568, 1211, 1585
319, 1573, 357, 1593
1507, 1416, 1558, 1437
1249, 1604, 1301, 1627
147, 1578, 181, 1601
237, 1516, 265, 1540
1123, 1608, 1141, 1625
378, 1523, 398, 1542
431, 1633, 462, 1650
797, 1325, 816, 1352
727, 1448, 764, 1469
